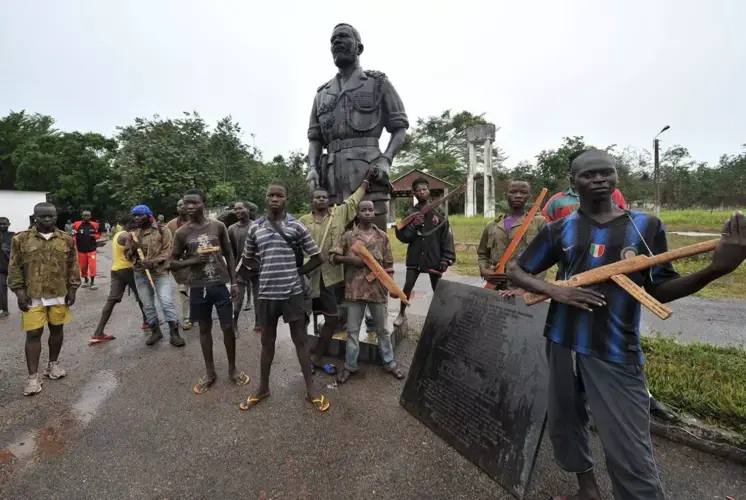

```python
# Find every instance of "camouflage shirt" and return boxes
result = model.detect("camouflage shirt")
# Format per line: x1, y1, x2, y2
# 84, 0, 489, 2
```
298, 183, 366, 297
127, 226, 173, 276
329, 225, 394, 304
477, 213, 548, 290
8, 228, 81, 298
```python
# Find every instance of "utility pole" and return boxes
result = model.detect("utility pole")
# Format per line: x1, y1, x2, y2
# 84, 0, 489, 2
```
652, 125, 670, 217
653, 138, 660, 217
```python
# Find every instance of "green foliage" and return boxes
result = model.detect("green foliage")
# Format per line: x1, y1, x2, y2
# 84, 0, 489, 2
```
396, 109, 507, 184
109, 113, 308, 218
0, 111, 57, 190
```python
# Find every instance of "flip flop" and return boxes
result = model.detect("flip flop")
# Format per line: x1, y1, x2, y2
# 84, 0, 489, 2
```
311, 362, 338, 376
239, 392, 271, 411
193, 376, 217, 394
89, 334, 116, 344
231, 372, 250, 386
307, 394, 330, 412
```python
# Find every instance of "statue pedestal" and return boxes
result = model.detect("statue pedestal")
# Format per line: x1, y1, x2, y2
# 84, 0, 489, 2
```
307, 309, 407, 364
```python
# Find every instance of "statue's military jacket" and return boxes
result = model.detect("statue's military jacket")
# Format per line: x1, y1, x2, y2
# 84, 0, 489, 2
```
308, 68, 408, 203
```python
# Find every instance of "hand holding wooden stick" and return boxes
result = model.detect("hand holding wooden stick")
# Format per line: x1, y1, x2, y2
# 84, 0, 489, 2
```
522, 239, 719, 317
351, 241, 408, 305
130, 232, 155, 289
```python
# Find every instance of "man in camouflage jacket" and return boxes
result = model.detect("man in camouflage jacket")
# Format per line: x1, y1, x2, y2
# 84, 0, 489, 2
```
8, 202, 80, 396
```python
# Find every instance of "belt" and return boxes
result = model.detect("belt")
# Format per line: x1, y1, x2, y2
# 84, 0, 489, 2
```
326, 137, 379, 153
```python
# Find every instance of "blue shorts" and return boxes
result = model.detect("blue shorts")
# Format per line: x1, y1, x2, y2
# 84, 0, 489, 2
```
189, 285, 233, 327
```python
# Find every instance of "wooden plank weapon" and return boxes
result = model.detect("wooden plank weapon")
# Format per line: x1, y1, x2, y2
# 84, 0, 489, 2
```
396, 184, 466, 231
484, 187, 548, 290
610, 274, 672, 320
130, 232, 155, 289
351, 241, 409, 305
522, 238, 719, 320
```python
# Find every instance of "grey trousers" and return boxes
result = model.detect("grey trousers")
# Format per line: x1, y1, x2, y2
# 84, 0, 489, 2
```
546, 340, 665, 500
0, 272, 7, 311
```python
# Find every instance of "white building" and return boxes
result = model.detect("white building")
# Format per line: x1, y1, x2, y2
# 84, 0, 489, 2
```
0, 190, 49, 232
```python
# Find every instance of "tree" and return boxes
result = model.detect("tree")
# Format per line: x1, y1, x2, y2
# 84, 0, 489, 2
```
0, 111, 56, 190
13, 131, 118, 220
533, 136, 593, 193
397, 110, 507, 185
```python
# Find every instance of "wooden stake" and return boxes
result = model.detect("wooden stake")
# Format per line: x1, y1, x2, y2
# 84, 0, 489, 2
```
485, 188, 548, 290
130, 232, 155, 289
611, 274, 672, 320
523, 238, 718, 306
351, 241, 408, 305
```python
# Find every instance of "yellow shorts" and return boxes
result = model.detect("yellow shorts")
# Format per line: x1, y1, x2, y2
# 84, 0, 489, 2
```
21, 305, 71, 332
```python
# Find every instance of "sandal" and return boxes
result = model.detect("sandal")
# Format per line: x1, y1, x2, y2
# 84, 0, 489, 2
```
231, 372, 250, 386
311, 362, 338, 376
306, 394, 330, 412
192, 376, 217, 394
89, 334, 115, 344
239, 392, 271, 411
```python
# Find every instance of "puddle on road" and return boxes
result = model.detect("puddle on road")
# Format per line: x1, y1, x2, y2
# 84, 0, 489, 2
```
0, 370, 119, 464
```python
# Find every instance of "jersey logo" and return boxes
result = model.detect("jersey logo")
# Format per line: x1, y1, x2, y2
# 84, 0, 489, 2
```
589, 243, 606, 258
620, 245, 638, 260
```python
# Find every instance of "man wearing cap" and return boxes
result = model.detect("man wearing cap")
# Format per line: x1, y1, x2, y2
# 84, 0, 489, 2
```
126, 205, 185, 347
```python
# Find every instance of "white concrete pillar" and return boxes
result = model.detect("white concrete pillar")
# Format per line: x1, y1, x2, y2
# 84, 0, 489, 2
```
483, 139, 494, 218
466, 142, 477, 217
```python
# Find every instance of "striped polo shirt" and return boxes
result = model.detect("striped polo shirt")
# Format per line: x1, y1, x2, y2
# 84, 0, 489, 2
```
242, 214, 320, 300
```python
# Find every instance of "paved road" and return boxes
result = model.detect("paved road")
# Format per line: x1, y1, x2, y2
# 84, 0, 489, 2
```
0, 248, 743, 499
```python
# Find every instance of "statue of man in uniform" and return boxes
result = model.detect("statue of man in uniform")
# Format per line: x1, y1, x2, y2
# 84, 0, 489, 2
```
307, 23, 409, 230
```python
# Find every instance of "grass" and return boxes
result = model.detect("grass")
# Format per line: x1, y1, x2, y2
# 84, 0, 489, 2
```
658, 209, 735, 233
642, 334, 746, 437
388, 214, 746, 299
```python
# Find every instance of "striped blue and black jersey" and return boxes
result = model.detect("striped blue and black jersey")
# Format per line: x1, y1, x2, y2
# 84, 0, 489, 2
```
517, 210, 680, 365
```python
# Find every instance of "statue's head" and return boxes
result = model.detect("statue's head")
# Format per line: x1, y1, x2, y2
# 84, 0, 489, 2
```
331, 23, 363, 69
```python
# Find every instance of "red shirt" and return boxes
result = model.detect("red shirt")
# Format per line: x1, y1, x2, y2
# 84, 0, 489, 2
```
542, 187, 627, 222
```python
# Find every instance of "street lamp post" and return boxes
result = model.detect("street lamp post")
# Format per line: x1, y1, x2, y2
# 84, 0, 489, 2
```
653, 125, 670, 217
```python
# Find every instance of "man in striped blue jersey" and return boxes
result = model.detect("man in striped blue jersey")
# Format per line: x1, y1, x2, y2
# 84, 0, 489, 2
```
239, 182, 330, 413
508, 149, 746, 500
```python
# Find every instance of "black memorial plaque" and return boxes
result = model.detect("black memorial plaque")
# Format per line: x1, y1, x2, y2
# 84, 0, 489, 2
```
399, 280, 550, 499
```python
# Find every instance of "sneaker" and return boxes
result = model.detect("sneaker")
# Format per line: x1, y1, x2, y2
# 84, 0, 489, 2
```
183, 321, 193, 331
89, 285, 99, 291
44, 361, 67, 380
0, 310, 9, 318
81, 282, 89, 289
24, 374, 43, 396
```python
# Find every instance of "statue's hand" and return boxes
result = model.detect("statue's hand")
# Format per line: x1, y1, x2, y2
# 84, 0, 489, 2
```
371, 156, 391, 184
306, 168, 319, 193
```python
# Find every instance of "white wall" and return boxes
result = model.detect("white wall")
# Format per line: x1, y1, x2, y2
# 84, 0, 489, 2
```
0, 191, 48, 232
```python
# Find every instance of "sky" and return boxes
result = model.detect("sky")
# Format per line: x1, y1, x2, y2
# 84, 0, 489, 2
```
2, 0, 744, 168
